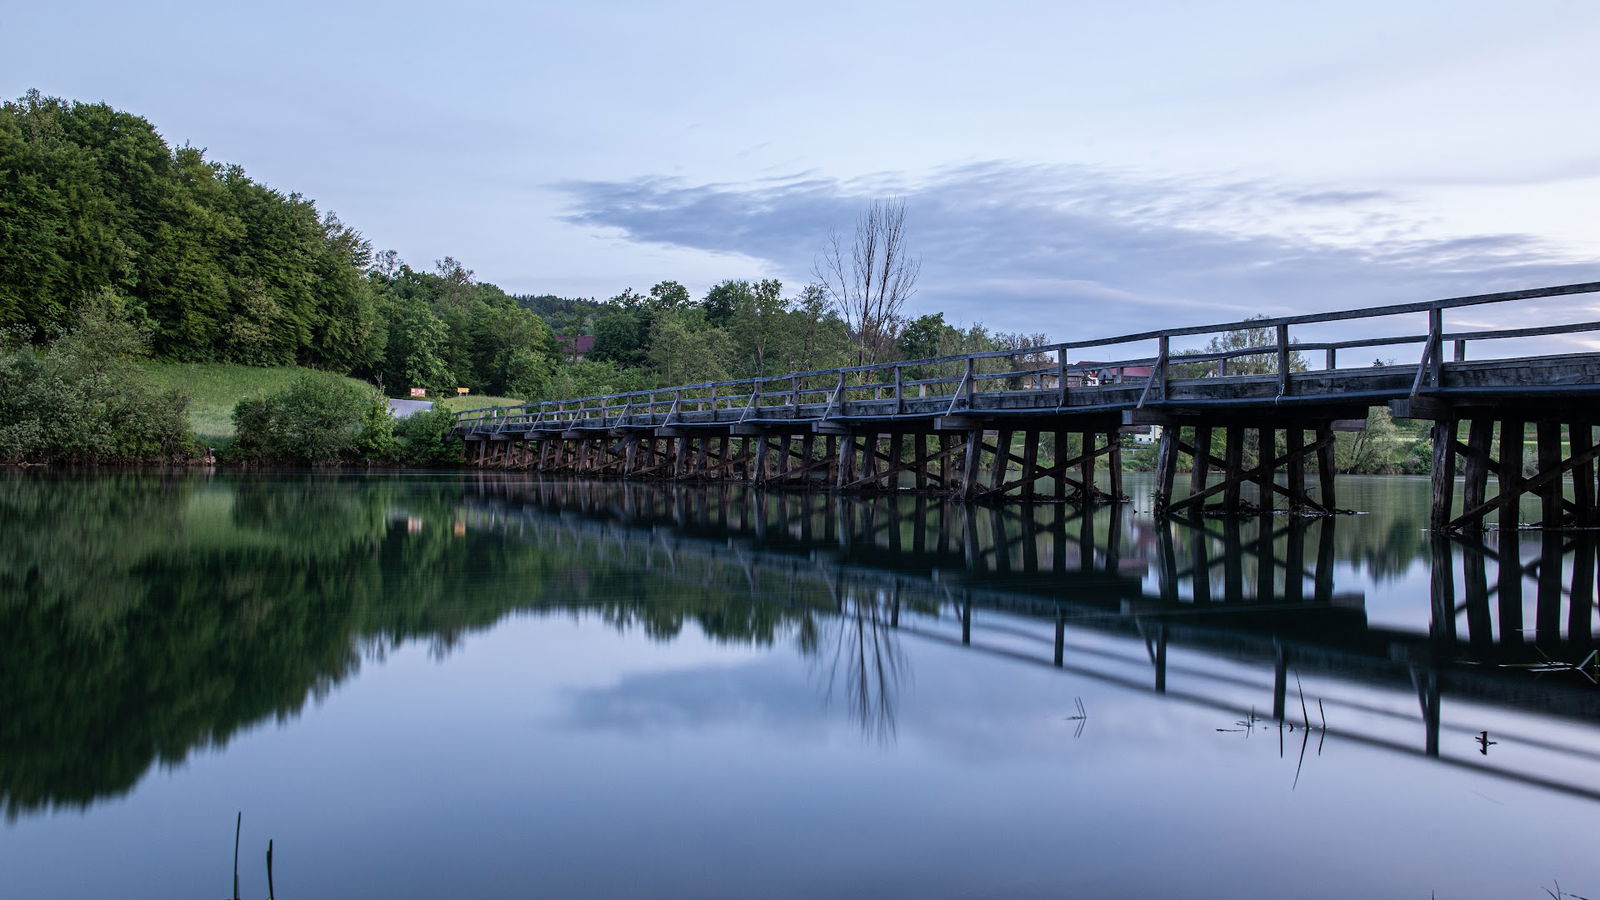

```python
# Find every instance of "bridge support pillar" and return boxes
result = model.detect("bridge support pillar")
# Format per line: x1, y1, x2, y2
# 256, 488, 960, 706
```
1393, 403, 1600, 530
1150, 421, 1344, 518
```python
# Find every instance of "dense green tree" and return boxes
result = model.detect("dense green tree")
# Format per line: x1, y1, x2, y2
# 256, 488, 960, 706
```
726, 279, 789, 377
0, 291, 194, 463
0, 91, 383, 370
589, 308, 653, 368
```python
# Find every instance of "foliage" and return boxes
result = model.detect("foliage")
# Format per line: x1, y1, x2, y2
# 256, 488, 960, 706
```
392, 408, 464, 465
134, 360, 375, 440
0, 291, 195, 463
365, 262, 557, 398
0, 91, 381, 369
231, 375, 389, 463
1171, 316, 1309, 378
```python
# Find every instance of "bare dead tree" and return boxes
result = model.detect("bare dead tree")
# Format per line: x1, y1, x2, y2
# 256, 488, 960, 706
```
814, 199, 921, 367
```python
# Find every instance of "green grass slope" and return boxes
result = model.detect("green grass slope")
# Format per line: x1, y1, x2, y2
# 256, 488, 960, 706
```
135, 361, 376, 442
438, 395, 525, 414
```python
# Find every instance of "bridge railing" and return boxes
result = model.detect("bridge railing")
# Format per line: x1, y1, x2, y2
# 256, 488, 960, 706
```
454, 281, 1600, 430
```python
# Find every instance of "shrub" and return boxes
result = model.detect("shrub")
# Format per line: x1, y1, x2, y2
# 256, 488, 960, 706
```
0, 292, 196, 463
232, 375, 389, 463
392, 408, 464, 466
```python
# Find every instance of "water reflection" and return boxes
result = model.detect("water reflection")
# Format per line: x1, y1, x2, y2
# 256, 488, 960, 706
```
1, 471, 1597, 822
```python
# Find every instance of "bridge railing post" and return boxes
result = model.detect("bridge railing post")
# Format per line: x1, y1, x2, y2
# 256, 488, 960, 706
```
1276, 323, 1290, 395
1056, 349, 1068, 407
1156, 335, 1170, 401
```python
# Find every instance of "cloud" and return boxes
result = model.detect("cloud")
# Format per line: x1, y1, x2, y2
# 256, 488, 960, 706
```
558, 162, 1598, 342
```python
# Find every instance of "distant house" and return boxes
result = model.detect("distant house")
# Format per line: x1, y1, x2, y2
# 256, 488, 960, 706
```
556, 335, 596, 363
1070, 362, 1154, 387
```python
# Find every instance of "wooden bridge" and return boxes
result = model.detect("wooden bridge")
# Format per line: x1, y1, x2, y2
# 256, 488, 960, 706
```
456, 282, 1600, 528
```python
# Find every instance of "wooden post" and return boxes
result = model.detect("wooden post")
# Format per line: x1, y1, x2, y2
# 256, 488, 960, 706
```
1255, 428, 1274, 512
754, 434, 770, 486
1281, 428, 1303, 509
1079, 430, 1096, 502
1572, 423, 1595, 526
1107, 430, 1123, 502
1460, 418, 1492, 529
1022, 430, 1040, 501
888, 432, 905, 492
1053, 429, 1069, 501
1276, 324, 1291, 396
961, 430, 983, 501
1429, 419, 1457, 529
1223, 426, 1244, 514
1190, 425, 1212, 497
1499, 418, 1524, 533
914, 433, 929, 491
1537, 421, 1562, 527
1057, 348, 1069, 408
989, 429, 1013, 500
1315, 424, 1336, 512
1154, 425, 1179, 512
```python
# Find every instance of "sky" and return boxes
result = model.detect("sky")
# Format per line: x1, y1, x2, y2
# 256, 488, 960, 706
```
6, 0, 1600, 343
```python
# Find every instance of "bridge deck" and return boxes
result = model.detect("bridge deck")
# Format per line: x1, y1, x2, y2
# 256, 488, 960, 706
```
453, 282, 1600, 521
456, 282, 1600, 438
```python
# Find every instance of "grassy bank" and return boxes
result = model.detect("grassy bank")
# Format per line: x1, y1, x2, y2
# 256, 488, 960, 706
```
134, 362, 375, 443
438, 395, 524, 414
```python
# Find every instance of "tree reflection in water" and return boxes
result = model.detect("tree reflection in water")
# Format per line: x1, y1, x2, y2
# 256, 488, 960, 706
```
816, 583, 906, 743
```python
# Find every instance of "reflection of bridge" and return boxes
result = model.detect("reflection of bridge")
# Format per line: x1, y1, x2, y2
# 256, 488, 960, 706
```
457, 284, 1600, 528
459, 478, 1600, 802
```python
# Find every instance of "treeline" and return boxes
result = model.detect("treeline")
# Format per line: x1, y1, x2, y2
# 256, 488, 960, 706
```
0, 91, 564, 399
1, 91, 1048, 411
0, 473, 836, 815
525, 279, 1047, 402
1, 91, 376, 370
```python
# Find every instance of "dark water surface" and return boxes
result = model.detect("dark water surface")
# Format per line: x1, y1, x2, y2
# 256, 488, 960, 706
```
1, 471, 1596, 899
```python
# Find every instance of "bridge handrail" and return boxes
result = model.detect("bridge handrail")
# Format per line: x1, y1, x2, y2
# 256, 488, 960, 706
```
454, 281, 1600, 427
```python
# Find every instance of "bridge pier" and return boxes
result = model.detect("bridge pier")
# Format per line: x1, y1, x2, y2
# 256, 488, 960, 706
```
1391, 401, 1600, 530
1143, 413, 1357, 518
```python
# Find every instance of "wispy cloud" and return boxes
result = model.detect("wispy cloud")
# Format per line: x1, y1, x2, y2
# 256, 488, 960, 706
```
558, 161, 1597, 340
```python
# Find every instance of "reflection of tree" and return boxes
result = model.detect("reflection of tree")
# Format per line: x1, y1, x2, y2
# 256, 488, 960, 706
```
816, 583, 906, 743
0, 474, 832, 818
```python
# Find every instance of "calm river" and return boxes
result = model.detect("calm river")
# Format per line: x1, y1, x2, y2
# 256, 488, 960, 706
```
1, 471, 1595, 898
